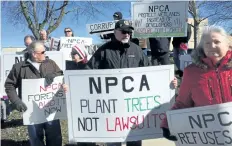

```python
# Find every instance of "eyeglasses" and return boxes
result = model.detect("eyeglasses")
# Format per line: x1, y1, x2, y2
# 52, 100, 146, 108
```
34, 51, 46, 54
121, 30, 131, 34
65, 30, 72, 33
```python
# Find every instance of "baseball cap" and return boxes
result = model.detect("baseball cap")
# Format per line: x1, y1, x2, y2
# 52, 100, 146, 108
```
115, 19, 134, 32
113, 12, 122, 19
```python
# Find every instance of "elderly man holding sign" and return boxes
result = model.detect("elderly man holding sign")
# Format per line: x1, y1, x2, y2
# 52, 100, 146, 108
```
161, 26, 232, 141
5, 41, 68, 146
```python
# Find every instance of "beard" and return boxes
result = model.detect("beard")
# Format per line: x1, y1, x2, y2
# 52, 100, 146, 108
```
121, 38, 130, 44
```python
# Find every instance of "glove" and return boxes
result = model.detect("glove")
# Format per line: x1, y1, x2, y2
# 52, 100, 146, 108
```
45, 73, 56, 85
12, 99, 27, 112
162, 128, 177, 141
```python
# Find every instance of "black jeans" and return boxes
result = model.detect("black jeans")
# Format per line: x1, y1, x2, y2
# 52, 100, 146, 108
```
151, 52, 170, 65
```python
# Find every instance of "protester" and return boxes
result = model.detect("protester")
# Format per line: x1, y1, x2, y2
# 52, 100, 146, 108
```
19, 35, 36, 53
39, 29, 52, 51
64, 27, 74, 37
100, 12, 123, 40
85, 19, 178, 146
160, 25, 232, 141
172, 23, 192, 75
5, 41, 67, 146
149, 37, 171, 65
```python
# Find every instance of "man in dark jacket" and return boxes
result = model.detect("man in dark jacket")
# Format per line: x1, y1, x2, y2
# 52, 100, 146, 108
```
5, 41, 63, 146
149, 37, 171, 65
172, 23, 192, 72
88, 19, 150, 70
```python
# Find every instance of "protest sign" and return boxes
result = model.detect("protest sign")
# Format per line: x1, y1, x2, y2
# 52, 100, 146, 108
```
87, 21, 115, 34
166, 102, 232, 146
59, 37, 92, 60
50, 37, 60, 51
131, 1, 188, 38
64, 65, 175, 143
22, 76, 67, 125
86, 19, 133, 34
1, 52, 65, 96
180, 54, 192, 71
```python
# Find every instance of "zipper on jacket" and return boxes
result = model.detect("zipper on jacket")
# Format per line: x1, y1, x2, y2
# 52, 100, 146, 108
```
208, 78, 214, 99
229, 76, 232, 96
216, 68, 224, 102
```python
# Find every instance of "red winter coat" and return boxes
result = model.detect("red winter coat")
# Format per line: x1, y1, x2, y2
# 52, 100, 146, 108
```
161, 51, 232, 128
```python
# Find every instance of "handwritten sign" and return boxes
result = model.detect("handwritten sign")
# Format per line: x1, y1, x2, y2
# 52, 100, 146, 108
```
166, 102, 232, 146
180, 55, 192, 71
64, 65, 175, 143
1, 52, 65, 97
131, 1, 188, 38
22, 76, 67, 125
59, 37, 92, 60
86, 19, 133, 34
50, 37, 60, 51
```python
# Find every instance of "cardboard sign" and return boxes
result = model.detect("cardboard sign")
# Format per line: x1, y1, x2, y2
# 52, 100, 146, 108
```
22, 76, 67, 125
50, 37, 60, 51
64, 65, 175, 143
131, 1, 188, 38
59, 37, 92, 60
166, 102, 232, 146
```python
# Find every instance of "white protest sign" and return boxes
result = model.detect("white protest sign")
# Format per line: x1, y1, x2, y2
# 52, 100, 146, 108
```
180, 55, 192, 71
22, 76, 66, 125
59, 37, 92, 60
87, 21, 115, 34
1, 51, 65, 97
131, 1, 188, 38
87, 19, 133, 34
166, 102, 232, 146
50, 37, 60, 51
64, 65, 175, 143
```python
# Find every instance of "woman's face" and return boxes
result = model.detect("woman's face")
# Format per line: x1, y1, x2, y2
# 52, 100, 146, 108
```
203, 32, 229, 62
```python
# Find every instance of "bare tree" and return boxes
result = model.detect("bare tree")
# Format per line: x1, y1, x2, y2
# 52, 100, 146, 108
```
2, 1, 118, 39
188, 0, 232, 49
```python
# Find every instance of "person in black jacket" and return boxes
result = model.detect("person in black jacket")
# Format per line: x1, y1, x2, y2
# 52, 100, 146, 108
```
172, 23, 192, 72
149, 37, 171, 65
5, 41, 66, 146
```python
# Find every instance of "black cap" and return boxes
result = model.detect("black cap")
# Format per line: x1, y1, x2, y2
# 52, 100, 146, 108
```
115, 19, 134, 32
113, 12, 122, 20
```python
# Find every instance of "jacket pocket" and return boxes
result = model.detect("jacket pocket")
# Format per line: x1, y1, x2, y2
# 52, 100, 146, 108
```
208, 78, 214, 99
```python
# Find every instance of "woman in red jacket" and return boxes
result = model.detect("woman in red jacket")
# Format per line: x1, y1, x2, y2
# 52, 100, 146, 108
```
161, 25, 232, 141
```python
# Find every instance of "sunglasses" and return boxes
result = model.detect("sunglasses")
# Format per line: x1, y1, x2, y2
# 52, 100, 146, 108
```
34, 51, 46, 54
121, 30, 131, 34
65, 30, 72, 33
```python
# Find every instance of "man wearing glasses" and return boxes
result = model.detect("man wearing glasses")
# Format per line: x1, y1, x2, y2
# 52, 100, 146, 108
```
5, 41, 65, 146
88, 19, 150, 70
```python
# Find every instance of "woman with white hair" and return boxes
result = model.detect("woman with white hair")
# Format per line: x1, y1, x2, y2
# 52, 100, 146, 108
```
160, 25, 232, 140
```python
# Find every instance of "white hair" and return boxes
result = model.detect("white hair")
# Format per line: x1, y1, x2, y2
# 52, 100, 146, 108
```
191, 25, 230, 69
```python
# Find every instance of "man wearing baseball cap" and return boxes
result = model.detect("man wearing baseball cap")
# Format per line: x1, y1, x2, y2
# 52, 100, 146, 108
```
86, 19, 148, 146
87, 19, 149, 70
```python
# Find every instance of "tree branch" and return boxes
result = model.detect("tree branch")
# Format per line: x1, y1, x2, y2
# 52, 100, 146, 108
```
20, 1, 39, 38
47, 1, 68, 34
30, 1, 39, 30
53, 0, 69, 12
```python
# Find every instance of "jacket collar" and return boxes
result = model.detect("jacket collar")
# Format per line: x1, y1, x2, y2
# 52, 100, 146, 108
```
201, 50, 232, 69
22, 59, 49, 67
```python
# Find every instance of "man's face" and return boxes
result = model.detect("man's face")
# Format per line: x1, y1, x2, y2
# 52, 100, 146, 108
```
24, 37, 33, 47
114, 29, 131, 43
33, 44, 46, 62
64, 29, 73, 37
40, 30, 47, 40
